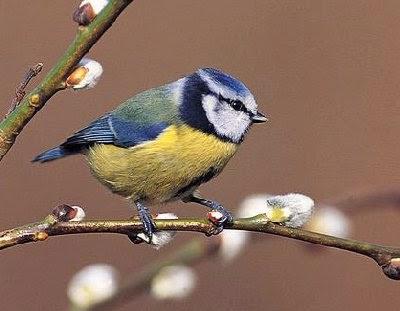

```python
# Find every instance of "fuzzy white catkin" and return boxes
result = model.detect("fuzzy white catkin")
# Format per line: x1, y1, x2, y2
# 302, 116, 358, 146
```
219, 193, 314, 263
237, 194, 272, 218
137, 213, 178, 249
72, 58, 103, 90
67, 264, 119, 308
70, 206, 86, 221
238, 193, 314, 228
266, 193, 315, 228
150, 265, 197, 300
219, 229, 249, 262
80, 0, 109, 14
217, 196, 269, 262
305, 206, 351, 238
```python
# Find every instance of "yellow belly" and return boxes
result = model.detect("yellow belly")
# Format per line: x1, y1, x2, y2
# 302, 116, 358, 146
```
87, 124, 238, 203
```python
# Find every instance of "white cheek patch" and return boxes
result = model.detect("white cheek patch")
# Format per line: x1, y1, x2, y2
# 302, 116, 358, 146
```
199, 71, 259, 115
202, 95, 251, 143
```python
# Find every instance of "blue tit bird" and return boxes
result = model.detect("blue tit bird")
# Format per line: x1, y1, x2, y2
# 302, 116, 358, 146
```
33, 68, 267, 240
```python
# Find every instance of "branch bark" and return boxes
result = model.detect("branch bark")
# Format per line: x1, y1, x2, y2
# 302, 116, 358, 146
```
1, 210, 400, 281
0, 0, 133, 161
73, 188, 400, 310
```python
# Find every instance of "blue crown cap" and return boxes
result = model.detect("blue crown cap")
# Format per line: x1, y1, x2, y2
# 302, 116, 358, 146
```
199, 68, 250, 96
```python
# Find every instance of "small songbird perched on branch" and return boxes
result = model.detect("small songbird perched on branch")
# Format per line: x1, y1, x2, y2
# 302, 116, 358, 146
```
33, 68, 267, 240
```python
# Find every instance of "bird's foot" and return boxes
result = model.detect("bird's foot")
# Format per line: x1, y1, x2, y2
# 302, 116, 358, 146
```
207, 207, 234, 225
206, 208, 234, 235
135, 201, 156, 243
127, 234, 145, 244
184, 195, 234, 235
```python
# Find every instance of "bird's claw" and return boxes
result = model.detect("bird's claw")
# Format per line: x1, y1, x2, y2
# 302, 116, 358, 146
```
135, 201, 156, 243
140, 213, 156, 243
127, 234, 144, 244
206, 209, 234, 235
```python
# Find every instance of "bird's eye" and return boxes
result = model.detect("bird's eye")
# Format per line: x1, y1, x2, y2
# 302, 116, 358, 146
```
217, 93, 247, 113
231, 100, 246, 112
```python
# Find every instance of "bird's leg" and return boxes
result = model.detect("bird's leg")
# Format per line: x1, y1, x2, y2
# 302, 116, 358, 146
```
134, 200, 156, 242
184, 194, 233, 234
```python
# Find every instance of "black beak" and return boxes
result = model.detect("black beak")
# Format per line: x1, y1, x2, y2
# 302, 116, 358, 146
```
251, 111, 268, 123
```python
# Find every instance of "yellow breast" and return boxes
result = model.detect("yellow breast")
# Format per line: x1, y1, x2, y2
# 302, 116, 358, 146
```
87, 124, 238, 202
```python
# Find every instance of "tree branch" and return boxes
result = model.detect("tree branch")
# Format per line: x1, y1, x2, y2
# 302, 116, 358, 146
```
0, 0, 133, 161
1, 208, 400, 281
81, 188, 400, 310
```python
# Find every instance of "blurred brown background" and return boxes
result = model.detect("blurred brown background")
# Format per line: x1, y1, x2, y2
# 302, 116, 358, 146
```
1, 1, 400, 310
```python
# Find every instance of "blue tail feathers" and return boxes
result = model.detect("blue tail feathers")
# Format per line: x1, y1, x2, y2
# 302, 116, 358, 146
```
32, 146, 73, 163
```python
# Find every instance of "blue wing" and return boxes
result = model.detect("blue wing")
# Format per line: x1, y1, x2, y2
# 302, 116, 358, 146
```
63, 115, 116, 146
63, 114, 168, 148
33, 114, 168, 162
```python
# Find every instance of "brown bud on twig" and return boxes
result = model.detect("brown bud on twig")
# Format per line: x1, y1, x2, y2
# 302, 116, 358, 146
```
35, 231, 49, 241
382, 258, 400, 280
73, 3, 96, 26
73, 0, 109, 26
52, 204, 85, 222
65, 58, 103, 90
66, 67, 88, 86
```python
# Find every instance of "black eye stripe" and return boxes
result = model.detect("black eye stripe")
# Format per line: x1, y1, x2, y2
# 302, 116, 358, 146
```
218, 93, 225, 102
215, 93, 250, 114
231, 100, 247, 112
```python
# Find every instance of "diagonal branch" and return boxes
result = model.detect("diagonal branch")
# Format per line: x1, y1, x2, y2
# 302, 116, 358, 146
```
0, 0, 133, 161
1, 208, 400, 281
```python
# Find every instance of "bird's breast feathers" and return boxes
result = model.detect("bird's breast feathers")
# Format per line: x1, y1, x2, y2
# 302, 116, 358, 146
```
87, 124, 238, 202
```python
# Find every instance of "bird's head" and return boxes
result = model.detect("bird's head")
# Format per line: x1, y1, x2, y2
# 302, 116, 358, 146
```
177, 68, 267, 144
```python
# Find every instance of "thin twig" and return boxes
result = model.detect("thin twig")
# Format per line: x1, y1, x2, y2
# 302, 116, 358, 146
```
0, 0, 133, 161
80, 188, 400, 310
6, 63, 43, 117
1, 209, 400, 281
